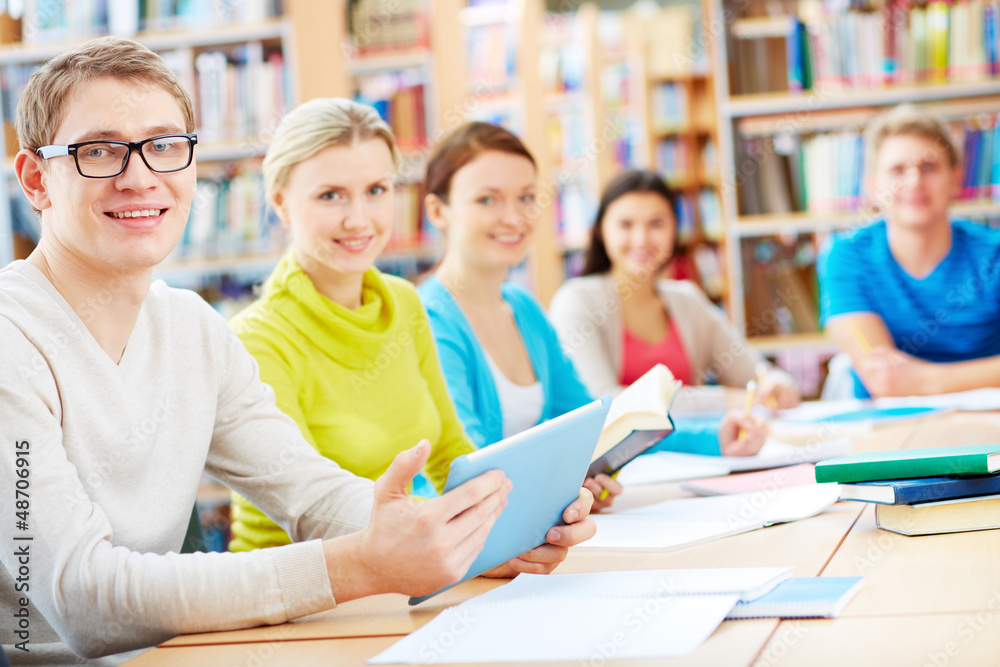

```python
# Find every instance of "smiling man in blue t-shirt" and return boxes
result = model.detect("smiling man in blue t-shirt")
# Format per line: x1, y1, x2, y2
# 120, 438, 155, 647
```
819, 104, 1000, 398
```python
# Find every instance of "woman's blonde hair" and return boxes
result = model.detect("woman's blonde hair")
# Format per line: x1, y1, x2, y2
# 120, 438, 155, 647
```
263, 98, 400, 202
865, 103, 961, 177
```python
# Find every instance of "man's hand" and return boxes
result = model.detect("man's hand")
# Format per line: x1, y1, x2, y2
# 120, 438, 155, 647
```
482, 487, 597, 578
856, 347, 939, 398
718, 411, 767, 457
324, 440, 511, 602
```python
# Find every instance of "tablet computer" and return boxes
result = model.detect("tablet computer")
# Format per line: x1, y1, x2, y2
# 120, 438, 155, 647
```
409, 395, 612, 605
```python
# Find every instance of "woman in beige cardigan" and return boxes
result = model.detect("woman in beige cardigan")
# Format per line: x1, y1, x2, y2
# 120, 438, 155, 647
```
550, 169, 801, 408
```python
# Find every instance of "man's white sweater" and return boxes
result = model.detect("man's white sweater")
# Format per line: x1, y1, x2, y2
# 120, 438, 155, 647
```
0, 261, 375, 665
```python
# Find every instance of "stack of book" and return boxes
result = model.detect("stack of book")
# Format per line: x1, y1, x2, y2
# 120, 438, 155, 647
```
816, 444, 1000, 536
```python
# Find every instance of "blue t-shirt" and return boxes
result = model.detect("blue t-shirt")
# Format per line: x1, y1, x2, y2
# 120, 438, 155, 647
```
818, 219, 1000, 397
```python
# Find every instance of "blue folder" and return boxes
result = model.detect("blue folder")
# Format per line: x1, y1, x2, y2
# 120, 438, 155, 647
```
409, 395, 612, 605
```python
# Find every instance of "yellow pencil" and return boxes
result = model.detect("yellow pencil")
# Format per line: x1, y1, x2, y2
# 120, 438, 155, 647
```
755, 363, 778, 410
737, 379, 757, 442
598, 470, 620, 501
849, 320, 873, 354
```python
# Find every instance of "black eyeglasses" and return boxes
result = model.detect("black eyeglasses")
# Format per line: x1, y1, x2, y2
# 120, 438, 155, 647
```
35, 133, 198, 178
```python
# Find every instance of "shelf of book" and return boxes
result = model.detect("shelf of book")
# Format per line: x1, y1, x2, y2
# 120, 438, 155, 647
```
0, 18, 289, 65
726, 80, 1000, 118
346, 50, 432, 77
706, 0, 1000, 357
0, 6, 304, 271
639, 4, 726, 306
737, 201, 1000, 237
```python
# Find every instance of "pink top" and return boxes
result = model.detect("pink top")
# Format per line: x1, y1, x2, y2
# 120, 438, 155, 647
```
619, 322, 694, 386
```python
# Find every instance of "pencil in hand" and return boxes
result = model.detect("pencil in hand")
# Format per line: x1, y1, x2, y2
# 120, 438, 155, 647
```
848, 320, 873, 354
755, 362, 778, 410
737, 379, 757, 443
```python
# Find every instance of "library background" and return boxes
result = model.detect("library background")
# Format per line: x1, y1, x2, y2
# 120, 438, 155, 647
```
2, 0, 999, 548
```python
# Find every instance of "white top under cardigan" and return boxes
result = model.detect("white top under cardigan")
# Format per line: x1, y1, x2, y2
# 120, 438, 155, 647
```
0, 261, 374, 665
483, 353, 544, 439
548, 273, 794, 398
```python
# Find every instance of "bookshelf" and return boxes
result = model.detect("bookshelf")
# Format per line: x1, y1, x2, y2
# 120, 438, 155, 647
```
449, 0, 563, 303
540, 5, 602, 255
631, 4, 727, 307
706, 0, 1000, 357
538, 4, 727, 300
0, 3, 301, 281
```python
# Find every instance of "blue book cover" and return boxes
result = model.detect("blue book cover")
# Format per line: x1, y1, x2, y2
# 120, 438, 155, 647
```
992, 119, 1000, 201
839, 473, 1000, 505
986, 2, 1000, 75
786, 17, 804, 92
726, 577, 865, 619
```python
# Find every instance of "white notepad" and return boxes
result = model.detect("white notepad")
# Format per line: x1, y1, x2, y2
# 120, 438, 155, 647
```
616, 438, 851, 487
578, 484, 839, 552
368, 568, 792, 664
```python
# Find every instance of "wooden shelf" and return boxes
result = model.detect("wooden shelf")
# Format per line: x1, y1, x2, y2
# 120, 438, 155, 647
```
725, 80, 1000, 118
735, 201, 1000, 237
458, 4, 509, 27
380, 240, 442, 262
0, 18, 288, 65
347, 50, 431, 76
737, 95, 1000, 137
748, 333, 838, 355
196, 141, 268, 162
731, 15, 793, 39
154, 240, 441, 282
735, 211, 864, 237
196, 483, 232, 508
154, 252, 286, 280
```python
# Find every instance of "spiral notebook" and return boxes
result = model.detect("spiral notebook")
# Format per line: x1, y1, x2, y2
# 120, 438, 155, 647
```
726, 576, 865, 619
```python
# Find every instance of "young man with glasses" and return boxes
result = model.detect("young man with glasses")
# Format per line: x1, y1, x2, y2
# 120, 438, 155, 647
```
0, 36, 594, 665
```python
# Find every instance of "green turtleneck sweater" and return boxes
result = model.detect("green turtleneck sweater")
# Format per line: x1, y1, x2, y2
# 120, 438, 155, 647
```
228, 251, 476, 552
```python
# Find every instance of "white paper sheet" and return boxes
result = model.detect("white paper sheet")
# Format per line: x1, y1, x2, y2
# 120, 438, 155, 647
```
874, 388, 1000, 412
616, 438, 852, 486
368, 568, 791, 664
578, 484, 840, 552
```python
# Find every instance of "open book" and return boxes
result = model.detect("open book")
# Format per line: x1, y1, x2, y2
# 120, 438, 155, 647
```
588, 364, 682, 478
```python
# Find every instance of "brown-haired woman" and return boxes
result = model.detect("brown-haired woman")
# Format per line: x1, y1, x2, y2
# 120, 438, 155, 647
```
418, 126, 768, 513
549, 169, 801, 409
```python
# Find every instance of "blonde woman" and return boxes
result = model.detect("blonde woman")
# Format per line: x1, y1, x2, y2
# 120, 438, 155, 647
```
229, 99, 594, 573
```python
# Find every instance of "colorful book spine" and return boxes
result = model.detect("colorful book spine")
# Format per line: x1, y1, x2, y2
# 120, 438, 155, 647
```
839, 474, 1000, 505
787, 17, 806, 92
926, 0, 951, 82
815, 444, 1000, 484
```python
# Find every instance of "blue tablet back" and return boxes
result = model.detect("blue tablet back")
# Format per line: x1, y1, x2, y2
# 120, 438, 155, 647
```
409, 396, 612, 604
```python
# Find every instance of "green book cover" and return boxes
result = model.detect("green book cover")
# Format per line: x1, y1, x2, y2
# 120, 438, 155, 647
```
815, 444, 1000, 484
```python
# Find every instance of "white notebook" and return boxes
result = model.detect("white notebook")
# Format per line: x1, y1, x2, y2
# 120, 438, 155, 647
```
616, 438, 851, 487
578, 484, 839, 552
369, 568, 792, 664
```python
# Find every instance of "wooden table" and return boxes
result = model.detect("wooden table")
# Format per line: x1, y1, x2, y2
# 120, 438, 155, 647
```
124, 412, 1000, 666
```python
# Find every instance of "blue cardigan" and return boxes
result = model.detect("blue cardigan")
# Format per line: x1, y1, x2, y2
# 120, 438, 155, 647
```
418, 275, 720, 456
